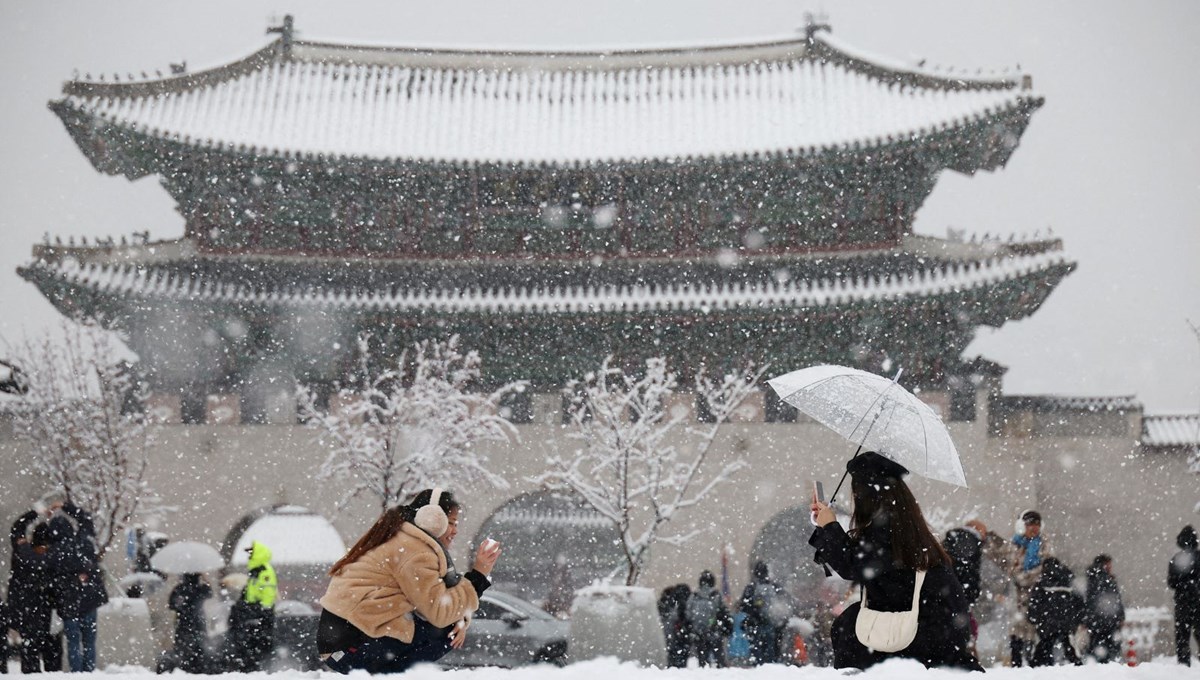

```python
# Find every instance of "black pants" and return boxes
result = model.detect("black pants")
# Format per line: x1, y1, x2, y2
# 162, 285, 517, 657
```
1010, 635, 1035, 667
1032, 633, 1082, 666
693, 633, 727, 667
1086, 627, 1122, 663
17, 630, 62, 674
324, 619, 454, 674
1177, 613, 1200, 665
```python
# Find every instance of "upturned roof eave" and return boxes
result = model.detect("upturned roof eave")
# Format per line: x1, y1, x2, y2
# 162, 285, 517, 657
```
51, 93, 1043, 172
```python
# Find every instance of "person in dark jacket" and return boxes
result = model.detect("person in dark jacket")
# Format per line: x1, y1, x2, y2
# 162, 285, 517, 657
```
657, 584, 692, 668
166, 573, 212, 673
686, 570, 732, 667
738, 561, 789, 665
1084, 554, 1125, 663
809, 452, 982, 672
1027, 556, 1084, 666
46, 501, 109, 673
8, 512, 62, 673
1169, 525, 1200, 665
943, 520, 986, 607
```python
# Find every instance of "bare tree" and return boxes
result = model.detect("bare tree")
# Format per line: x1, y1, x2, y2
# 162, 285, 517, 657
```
2, 322, 159, 559
536, 357, 766, 585
298, 334, 524, 511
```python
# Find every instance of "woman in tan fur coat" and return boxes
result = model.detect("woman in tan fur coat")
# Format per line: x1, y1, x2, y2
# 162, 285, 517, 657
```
317, 488, 502, 673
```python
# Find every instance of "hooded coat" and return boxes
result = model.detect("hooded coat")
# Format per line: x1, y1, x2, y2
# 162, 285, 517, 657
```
1084, 561, 1124, 635
7, 511, 55, 636
943, 526, 983, 605
46, 504, 108, 619
1028, 558, 1085, 640
809, 519, 980, 671
1169, 526, 1200, 620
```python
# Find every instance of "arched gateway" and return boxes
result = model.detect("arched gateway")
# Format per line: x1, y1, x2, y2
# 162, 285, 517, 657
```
472, 491, 622, 611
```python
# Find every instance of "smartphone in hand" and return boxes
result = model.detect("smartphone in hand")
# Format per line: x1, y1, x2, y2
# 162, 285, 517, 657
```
812, 480, 825, 504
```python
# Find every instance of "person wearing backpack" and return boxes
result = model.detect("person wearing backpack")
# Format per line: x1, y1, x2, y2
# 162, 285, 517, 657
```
686, 570, 732, 667
738, 561, 789, 665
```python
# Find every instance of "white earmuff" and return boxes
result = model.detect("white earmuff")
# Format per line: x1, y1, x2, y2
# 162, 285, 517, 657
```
413, 487, 449, 537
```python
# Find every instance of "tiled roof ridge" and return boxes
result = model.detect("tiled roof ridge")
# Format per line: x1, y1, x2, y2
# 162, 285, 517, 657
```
53, 28, 1042, 166
997, 394, 1143, 411
1142, 413, 1200, 448
21, 246, 1072, 314
62, 26, 1026, 95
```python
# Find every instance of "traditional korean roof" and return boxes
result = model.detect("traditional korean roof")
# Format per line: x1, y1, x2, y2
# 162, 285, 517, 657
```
52, 24, 1041, 168
1142, 414, 1200, 449
993, 394, 1142, 413
19, 235, 1072, 319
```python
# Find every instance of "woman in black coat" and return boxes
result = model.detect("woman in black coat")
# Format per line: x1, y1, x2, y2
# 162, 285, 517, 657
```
1169, 525, 1200, 665
809, 452, 981, 672
7, 512, 61, 673
1027, 557, 1084, 666
1084, 554, 1124, 663
167, 573, 212, 673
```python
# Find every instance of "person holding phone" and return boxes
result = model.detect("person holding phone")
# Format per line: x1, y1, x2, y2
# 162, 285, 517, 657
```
809, 452, 981, 671
317, 489, 500, 674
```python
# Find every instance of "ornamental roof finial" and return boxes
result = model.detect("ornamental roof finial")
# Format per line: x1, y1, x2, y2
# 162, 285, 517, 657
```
802, 12, 831, 40
268, 14, 296, 56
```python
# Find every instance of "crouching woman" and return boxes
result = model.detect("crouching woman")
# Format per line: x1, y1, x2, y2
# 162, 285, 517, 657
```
317, 488, 501, 673
809, 452, 982, 671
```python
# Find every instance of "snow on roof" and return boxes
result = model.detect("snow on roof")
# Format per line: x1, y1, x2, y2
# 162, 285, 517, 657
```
22, 246, 1071, 316
1142, 414, 1200, 449
55, 28, 1038, 165
994, 394, 1142, 413
230, 510, 346, 566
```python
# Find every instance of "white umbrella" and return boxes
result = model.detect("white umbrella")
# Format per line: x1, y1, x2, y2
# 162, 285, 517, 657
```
767, 364, 967, 490
150, 541, 224, 574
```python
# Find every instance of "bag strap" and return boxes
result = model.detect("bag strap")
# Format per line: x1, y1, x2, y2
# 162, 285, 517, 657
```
910, 570, 927, 609
861, 570, 928, 611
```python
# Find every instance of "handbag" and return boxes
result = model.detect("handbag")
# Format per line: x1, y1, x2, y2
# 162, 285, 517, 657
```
855, 569, 926, 653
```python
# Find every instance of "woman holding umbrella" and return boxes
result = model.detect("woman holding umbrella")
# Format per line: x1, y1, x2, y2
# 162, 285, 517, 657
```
809, 452, 981, 671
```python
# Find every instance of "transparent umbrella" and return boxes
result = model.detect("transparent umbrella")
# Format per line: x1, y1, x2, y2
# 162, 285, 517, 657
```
767, 364, 967, 496
150, 541, 224, 574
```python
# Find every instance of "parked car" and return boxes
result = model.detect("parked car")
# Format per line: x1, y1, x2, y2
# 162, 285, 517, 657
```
442, 590, 569, 668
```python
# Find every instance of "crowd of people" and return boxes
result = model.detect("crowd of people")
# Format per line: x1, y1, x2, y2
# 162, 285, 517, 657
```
2, 477, 1198, 674
0, 494, 279, 674
657, 452, 1200, 671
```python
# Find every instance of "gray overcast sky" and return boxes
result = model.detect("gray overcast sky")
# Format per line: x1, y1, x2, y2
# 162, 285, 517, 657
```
1, 1, 1197, 413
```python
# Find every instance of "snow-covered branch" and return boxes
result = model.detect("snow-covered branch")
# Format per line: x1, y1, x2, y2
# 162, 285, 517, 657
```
298, 334, 524, 511
1, 321, 163, 559
535, 357, 766, 585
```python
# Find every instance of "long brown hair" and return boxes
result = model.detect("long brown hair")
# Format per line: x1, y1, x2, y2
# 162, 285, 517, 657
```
329, 489, 460, 576
850, 476, 950, 571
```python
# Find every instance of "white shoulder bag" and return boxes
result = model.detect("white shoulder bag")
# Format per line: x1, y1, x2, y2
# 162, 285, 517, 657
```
855, 569, 926, 653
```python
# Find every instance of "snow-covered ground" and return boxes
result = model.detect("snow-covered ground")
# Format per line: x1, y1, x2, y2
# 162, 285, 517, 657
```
22, 657, 1200, 679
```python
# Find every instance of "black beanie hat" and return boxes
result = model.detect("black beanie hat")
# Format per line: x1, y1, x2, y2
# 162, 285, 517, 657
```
846, 451, 908, 482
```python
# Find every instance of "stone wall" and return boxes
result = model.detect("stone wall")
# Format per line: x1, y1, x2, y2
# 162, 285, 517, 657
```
0, 388, 1192, 611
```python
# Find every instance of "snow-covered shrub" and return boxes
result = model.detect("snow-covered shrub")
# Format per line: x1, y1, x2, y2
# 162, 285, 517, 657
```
298, 334, 525, 510
2, 321, 160, 558
537, 356, 766, 585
